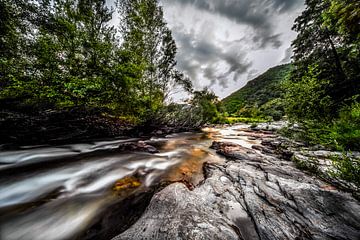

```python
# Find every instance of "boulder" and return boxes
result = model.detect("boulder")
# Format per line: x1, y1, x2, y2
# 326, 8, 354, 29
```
113, 140, 360, 240
118, 141, 159, 153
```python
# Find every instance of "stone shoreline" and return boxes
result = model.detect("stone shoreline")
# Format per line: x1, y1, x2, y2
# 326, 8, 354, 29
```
112, 125, 360, 240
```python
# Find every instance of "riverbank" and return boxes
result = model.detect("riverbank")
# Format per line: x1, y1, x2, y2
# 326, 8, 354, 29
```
0, 107, 198, 149
112, 123, 360, 240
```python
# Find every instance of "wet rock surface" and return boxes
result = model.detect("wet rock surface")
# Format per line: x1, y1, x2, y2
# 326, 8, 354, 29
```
117, 141, 159, 154
112, 125, 360, 240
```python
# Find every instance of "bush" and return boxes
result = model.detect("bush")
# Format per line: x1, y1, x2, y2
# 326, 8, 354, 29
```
225, 117, 270, 124
329, 102, 360, 150
284, 65, 334, 122
281, 101, 360, 151
330, 153, 360, 187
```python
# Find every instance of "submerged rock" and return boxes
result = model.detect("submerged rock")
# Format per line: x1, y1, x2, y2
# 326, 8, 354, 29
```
118, 141, 159, 153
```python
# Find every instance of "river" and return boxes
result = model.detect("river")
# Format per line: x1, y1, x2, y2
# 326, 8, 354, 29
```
0, 125, 258, 240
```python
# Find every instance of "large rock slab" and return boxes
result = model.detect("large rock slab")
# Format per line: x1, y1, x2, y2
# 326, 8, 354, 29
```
112, 140, 360, 240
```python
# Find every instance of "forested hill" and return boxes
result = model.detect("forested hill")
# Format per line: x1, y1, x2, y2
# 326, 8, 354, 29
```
223, 64, 292, 120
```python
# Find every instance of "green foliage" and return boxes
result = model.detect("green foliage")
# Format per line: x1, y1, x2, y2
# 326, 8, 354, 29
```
141, 91, 225, 129
0, 0, 193, 121
1, 0, 118, 108
329, 152, 360, 187
328, 101, 360, 150
281, 102, 360, 151
322, 0, 360, 65
282, 0, 360, 158
190, 88, 225, 124
292, 155, 320, 174
288, 0, 360, 121
223, 64, 292, 121
284, 65, 333, 121
225, 117, 269, 124
117, 0, 192, 113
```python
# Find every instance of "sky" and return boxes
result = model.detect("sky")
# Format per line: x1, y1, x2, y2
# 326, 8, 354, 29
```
159, 0, 305, 100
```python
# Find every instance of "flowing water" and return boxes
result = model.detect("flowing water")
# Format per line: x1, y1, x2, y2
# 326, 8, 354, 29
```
0, 125, 259, 240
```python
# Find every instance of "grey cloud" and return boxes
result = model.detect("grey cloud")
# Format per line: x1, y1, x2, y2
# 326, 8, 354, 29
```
253, 33, 282, 49
247, 69, 260, 80
272, 0, 301, 12
173, 24, 252, 88
281, 45, 293, 63
222, 49, 251, 82
169, 0, 300, 21
166, 0, 302, 49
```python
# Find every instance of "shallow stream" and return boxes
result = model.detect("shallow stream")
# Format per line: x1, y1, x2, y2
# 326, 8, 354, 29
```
0, 125, 258, 240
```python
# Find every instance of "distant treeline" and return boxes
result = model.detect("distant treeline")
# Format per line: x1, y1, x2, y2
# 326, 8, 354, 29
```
223, 64, 292, 121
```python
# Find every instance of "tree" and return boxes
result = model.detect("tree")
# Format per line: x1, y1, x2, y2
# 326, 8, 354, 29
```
285, 65, 333, 121
0, 0, 192, 123
43, 0, 116, 107
0, 0, 52, 107
0, 0, 30, 96
322, 0, 360, 91
288, 0, 360, 121
0, 0, 17, 91
117, 0, 192, 112
190, 88, 224, 124
0, 0, 123, 108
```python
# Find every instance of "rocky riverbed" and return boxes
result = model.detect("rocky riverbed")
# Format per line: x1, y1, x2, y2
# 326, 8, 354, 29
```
112, 123, 360, 240
0, 123, 359, 240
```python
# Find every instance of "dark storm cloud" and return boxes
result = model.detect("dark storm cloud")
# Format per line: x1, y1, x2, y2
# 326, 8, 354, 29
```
167, 0, 302, 48
169, 0, 300, 22
173, 24, 252, 88
161, 0, 304, 92
252, 33, 282, 49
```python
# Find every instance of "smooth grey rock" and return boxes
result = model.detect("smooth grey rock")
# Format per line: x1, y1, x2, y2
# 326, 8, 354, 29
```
112, 181, 250, 240
112, 137, 360, 240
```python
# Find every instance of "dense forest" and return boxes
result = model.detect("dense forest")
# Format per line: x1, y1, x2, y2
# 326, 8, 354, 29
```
284, 0, 359, 151
223, 64, 292, 121
0, 0, 193, 114
0, 0, 222, 144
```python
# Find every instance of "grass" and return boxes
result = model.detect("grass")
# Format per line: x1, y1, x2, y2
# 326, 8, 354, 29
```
225, 117, 270, 124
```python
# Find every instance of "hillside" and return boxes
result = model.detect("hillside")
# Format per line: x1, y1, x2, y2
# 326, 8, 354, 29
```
223, 64, 292, 120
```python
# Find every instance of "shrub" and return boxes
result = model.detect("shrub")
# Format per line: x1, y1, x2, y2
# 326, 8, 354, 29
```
330, 153, 360, 187
280, 100, 360, 151
284, 65, 334, 122
329, 102, 360, 150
